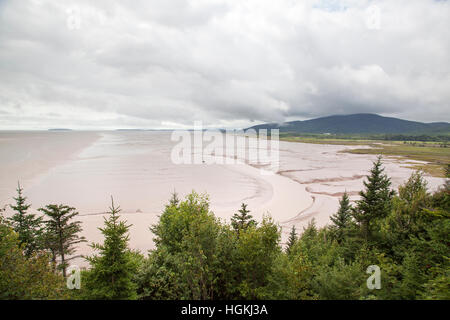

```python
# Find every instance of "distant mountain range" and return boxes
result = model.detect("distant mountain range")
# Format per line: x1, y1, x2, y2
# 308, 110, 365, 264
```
247, 114, 450, 135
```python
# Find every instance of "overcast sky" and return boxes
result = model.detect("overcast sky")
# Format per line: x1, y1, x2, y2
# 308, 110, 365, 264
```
0, 0, 449, 129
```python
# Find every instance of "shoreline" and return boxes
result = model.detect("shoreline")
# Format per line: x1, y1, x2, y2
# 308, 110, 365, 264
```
1, 131, 446, 267
280, 136, 449, 178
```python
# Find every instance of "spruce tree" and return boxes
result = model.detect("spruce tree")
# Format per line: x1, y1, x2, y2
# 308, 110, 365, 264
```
352, 156, 395, 241
231, 203, 256, 235
330, 192, 352, 243
168, 190, 180, 207
84, 198, 137, 299
302, 218, 318, 240
286, 225, 297, 254
38, 204, 85, 277
8, 182, 43, 257
0, 214, 68, 299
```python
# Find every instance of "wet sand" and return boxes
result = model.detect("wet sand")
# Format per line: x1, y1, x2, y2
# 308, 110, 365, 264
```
0, 131, 446, 267
0, 131, 101, 205
274, 141, 445, 240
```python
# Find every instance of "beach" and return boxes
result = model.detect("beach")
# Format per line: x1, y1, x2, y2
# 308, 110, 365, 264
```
0, 131, 446, 267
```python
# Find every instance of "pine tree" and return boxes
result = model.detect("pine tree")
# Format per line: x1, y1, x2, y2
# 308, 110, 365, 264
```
38, 204, 85, 277
8, 182, 43, 257
231, 203, 256, 235
168, 190, 180, 207
352, 156, 395, 241
42, 228, 58, 270
84, 198, 137, 299
330, 192, 352, 243
0, 214, 68, 299
302, 218, 318, 240
286, 225, 297, 254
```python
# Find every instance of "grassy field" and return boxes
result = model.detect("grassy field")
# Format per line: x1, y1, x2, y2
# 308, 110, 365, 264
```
281, 135, 450, 178
281, 136, 379, 145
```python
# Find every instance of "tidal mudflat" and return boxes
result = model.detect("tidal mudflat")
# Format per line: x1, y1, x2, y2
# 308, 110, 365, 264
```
0, 131, 445, 266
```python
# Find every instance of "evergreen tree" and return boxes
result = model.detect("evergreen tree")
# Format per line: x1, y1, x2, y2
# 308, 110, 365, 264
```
302, 218, 318, 240
0, 214, 68, 299
352, 156, 395, 241
84, 198, 137, 299
38, 204, 85, 277
231, 203, 256, 235
168, 190, 180, 207
286, 225, 297, 254
234, 216, 281, 299
330, 192, 352, 243
42, 228, 58, 270
147, 192, 220, 299
398, 171, 428, 204
8, 182, 43, 257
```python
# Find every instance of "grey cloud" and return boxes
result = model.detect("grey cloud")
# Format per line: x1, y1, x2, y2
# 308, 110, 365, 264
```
0, 0, 449, 130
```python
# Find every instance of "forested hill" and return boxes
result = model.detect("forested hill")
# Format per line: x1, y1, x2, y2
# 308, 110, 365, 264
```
247, 113, 450, 135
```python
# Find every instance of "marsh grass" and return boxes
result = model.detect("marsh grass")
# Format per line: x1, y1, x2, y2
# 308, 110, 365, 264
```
281, 135, 449, 177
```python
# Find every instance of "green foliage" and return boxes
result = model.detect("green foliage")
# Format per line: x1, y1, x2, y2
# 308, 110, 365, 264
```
381, 171, 430, 259
8, 182, 43, 257
0, 213, 67, 299
83, 198, 138, 299
286, 225, 297, 254
234, 216, 281, 299
352, 156, 395, 241
411, 216, 450, 300
312, 258, 365, 300
168, 191, 180, 207
231, 203, 256, 236
38, 204, 85, 277
330, 192, 353, 244
371, 171, 449, 300
139, 192, 220, 299
137, 193, 283, 300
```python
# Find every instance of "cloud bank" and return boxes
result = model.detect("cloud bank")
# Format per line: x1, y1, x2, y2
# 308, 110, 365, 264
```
0, 0, 449, 129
